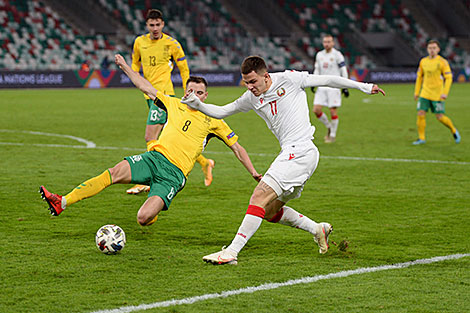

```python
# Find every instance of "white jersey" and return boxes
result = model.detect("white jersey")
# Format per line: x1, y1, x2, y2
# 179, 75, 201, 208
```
231, 71, 315, 148
314, 48, 348, 78
183, 70, 373, 148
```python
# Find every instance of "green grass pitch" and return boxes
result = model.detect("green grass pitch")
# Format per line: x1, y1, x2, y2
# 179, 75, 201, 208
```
0, 84, 469, 312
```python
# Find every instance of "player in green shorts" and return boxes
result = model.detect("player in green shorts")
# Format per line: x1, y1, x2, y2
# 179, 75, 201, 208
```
417, 97, 445, 114
39, 55, 262, 227
124, 151, 186, 210
413, 40, 460, 145
126, 9, 215, 195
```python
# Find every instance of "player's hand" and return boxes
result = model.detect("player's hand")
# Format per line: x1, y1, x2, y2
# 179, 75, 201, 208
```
253, 173, 263, 182
414, 95, 419, 101
114, 54, 126, 69
371, 84, 385, 96
311, 87, 316, 93
341, 88, 349, 97
440, 94, 447, 100
181, 90, 202, 109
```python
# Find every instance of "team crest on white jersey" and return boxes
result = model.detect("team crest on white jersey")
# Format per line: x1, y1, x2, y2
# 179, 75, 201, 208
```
276, 88, 286, 97
260, 98, 264, 104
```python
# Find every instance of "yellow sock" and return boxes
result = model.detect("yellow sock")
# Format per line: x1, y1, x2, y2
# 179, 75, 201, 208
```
417, 115, 426, 140
196, 154, 208, 167
437, 115, 456, 134
146, 140, 157, 151
65, 170, 112, 206
145, 215, 158, 226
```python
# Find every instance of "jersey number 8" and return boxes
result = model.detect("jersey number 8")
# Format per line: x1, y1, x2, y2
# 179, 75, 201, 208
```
182, 120, 191, 132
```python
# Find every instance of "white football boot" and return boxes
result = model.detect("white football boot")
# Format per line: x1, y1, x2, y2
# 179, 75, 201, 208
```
203, 246, 238, 265
126, 184, 150, 194
314, 222, 333, 254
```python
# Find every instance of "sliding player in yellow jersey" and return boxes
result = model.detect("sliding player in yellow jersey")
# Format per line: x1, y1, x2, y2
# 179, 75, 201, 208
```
413, 40, 460, 145
39, 54, 261, 226
128, 9, 215, 195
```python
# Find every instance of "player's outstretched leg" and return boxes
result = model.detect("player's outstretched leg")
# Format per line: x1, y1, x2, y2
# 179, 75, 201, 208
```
453, 129, 461, 144
413, 114, 426, 145
314, 110, 332, 142
39, 186, 64, 216
436, 114, 460, 143
327, 115, 338, 143
267, 204, 333, 253
314, 222, 333, 254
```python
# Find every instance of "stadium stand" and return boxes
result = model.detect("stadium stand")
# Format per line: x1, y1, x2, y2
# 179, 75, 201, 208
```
280, 0, 469, 69
0, 0, 127, 70
279, 0, 377, 69
0, 0, 468, 71
97, 0, 303, 70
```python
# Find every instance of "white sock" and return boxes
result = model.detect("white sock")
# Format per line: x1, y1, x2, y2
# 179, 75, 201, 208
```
277, 206, 318, 234
61, 197, 67, 210
227, 214, 263, 255
330, 117, 339, 137
317, 112, 331, 129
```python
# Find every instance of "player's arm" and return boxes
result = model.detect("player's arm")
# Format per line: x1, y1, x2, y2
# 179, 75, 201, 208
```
311, 55, 320, 93
441, 59, 453, 100
171, 40, 190, 90
305, 74, 385, 95
176, 58, 190, 90
181, 93, 243, 118
313, 55, 320, 75
414, 60, 423, 100
115, 54, 157, 100
228, 142, 262, 182
338, 54, 349, 96
131, 37, 142, 72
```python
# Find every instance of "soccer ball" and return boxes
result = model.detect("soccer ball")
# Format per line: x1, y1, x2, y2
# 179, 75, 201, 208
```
95, 224, 126, 254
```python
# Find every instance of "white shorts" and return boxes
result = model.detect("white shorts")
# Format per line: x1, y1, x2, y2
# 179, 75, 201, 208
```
261, 141, 319, 203
314, 87, 342, 108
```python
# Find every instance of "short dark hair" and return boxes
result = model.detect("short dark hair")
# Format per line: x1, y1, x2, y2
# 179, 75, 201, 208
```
241, 56, 267, 75
322, 34, 333, 39
186, 76, 208, 88
146, 9, 163, 22
427, 39, 440, 48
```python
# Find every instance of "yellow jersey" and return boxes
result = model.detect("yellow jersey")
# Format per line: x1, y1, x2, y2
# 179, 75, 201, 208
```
148, 91, 239, 177
132, 33, 190, 97
414, 55, 452, 101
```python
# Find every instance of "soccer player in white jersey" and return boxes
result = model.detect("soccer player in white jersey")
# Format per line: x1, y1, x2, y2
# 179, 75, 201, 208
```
313, 34, 349, 143
182, 56, 385, 265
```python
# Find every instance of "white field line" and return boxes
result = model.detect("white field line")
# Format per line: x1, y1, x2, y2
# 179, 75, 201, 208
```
1, 141, 469, 165
0, 129, 96, 148
90, 253, 470, 313
0, 128, 469, 165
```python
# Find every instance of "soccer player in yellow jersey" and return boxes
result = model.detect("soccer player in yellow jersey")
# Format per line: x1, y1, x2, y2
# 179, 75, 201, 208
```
39, 54, 261, 226
413, 40, 461, 145
128, 9, 215, 194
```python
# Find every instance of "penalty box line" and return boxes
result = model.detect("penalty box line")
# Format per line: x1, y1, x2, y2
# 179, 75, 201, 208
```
91, 253, 470, 313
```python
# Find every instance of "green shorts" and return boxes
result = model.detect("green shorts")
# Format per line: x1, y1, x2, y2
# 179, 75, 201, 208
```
146, 101, 168, 125
417, 97, 445, 114
125, 151, 186, 210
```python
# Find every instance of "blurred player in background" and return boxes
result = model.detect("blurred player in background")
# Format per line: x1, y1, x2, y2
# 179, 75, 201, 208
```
182, 55, 385, 265
129, 9, 215, 194
40, 54, 261, 227
312, 34, 349, 143
413, 40, 460, 145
